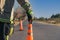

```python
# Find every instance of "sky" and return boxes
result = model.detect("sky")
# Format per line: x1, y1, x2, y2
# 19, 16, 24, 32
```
14, 0, 60, 18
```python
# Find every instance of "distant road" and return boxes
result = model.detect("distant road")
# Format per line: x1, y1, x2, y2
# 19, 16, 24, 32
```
9, 21, 60, 40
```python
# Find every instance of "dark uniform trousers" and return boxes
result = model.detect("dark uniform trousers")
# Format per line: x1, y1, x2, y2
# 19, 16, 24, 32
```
0, 0, 14, 40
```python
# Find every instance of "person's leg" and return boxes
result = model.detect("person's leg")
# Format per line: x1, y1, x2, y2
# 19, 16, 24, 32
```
0, 21, 12, 40
0, 22, 5, 40
4, 23, 10, 40
0, 0, 14, 40
4, 23, 10, 35
4, 23, 14, 40
3, 0, 14, 34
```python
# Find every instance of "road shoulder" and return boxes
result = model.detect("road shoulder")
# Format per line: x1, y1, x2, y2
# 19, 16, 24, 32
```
36, 21, 60, 27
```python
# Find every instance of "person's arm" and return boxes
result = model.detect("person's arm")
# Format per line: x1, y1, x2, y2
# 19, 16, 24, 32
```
17, 0, 33, 23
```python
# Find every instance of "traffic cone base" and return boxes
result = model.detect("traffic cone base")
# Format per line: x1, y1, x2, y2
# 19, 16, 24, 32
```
26, 35, 33, 40
20, 29, 23, 31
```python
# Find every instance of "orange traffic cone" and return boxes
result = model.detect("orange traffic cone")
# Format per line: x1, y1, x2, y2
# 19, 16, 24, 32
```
19, 20, 23, 31
26, 24, 33, 40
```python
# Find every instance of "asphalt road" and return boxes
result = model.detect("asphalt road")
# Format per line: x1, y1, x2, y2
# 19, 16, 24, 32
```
9, 21, 60, 40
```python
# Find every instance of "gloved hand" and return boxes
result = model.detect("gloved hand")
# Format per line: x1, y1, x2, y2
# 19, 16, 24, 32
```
26, 9, 34, 23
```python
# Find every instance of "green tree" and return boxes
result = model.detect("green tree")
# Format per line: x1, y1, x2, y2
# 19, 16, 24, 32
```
51, 13, 60, 18
39, 17, 45, 21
